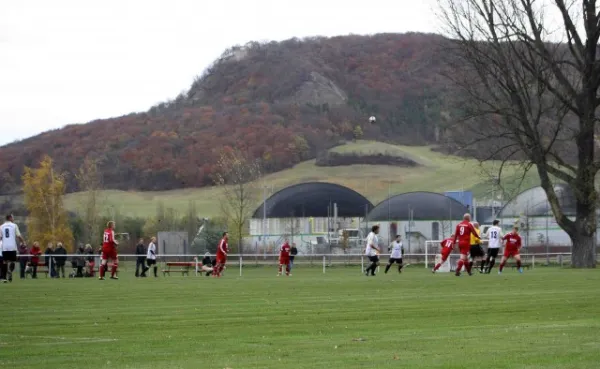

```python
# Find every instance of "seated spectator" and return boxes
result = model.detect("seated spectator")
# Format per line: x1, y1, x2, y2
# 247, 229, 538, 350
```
200, 253, 214, 276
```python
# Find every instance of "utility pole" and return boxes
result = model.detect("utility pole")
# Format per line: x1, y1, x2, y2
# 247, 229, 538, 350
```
388, 181, 391, 245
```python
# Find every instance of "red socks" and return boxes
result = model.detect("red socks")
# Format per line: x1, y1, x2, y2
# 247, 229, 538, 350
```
456, 259, 464, 274
111, 264, 118, 277
499, 262, 505, 272
99, 264, 106, 278
433, 263, 441, 271
516, 260, 521, 269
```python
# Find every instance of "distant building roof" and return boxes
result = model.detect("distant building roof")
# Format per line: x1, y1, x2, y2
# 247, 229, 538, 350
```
252, 182, 373, 218
497, 183, 576, 218
367, 191, 468, 221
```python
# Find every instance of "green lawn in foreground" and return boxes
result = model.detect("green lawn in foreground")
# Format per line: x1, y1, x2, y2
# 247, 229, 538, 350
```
62, 141, 540, 218
1, 267, 599, 369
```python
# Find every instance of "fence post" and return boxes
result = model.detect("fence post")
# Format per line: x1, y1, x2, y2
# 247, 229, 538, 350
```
195, 257, 198, 277
532, 255, 535, 269
425, 245, 428, 269
49, 256, 53, 278
322, 256, 326, 274
361, 256, 364, 274
239, 256, 242, 277
558, 254, 563, 267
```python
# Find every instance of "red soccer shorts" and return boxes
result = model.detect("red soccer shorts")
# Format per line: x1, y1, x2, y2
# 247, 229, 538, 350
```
503, 246, 520, 258
279, 257, 290, 265
440, 247, 452, 261
216, 256, 227, 265
101, 246, 117, 261
458, 243, 470, 256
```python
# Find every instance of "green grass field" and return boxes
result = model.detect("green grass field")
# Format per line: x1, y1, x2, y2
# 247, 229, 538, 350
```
2, 267, 599, 369
62, 141, 540, 218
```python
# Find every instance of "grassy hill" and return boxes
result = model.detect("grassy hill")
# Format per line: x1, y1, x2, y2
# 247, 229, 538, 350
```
63, 141, 540, 218
0, 33, 457, 193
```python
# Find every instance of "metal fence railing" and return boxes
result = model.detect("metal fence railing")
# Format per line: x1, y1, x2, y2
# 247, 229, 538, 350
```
5, 252, 595, 278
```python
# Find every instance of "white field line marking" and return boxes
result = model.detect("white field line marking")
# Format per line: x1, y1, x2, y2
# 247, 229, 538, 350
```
0, 334, 117, 344
32, 338, 117, 346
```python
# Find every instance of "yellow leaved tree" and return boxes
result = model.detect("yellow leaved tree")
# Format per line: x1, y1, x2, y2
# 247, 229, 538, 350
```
22, 156, 74, 251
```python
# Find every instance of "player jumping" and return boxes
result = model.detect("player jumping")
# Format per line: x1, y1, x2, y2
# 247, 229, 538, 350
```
453, 213, 480, 276
498, 225, 523, 274
99, 221, 119, 280
432, 234, 455, 273
278, 238, 291, 276
213, 232, 228, 278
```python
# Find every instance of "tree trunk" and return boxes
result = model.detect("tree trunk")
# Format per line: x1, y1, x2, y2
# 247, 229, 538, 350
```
570, 228, 597, 268
569, 188, 597, 268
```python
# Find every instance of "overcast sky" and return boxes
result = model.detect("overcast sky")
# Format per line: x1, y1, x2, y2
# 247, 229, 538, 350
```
0, 0, 441, 146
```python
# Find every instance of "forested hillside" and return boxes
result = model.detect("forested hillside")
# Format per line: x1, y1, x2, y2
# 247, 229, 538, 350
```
0, 33, 458, 192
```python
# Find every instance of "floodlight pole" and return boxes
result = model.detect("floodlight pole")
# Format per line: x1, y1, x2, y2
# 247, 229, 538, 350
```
388, 181, 391, 244
262, 184, 267, 250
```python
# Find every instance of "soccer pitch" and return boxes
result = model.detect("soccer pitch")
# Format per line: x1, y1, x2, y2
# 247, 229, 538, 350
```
2, 267, 599, 369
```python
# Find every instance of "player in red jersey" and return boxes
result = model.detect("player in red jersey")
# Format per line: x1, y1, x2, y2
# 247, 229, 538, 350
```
452, 214, 480, 276
213, 232, 228, 278
498, 226, 523, 274
278, 239, 292, 276
99, 221, 119, 280
432, 235, 455, 273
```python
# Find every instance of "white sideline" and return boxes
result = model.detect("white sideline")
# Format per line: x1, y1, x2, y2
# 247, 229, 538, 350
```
0, 334, 117, 345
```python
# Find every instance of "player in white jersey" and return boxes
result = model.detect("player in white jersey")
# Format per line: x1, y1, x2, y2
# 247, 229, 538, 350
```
0, 214, 25, 282
364, 225, 381, 276
146, 237, 158, 277
482, 220, 503, 274
385, 235, 404, 274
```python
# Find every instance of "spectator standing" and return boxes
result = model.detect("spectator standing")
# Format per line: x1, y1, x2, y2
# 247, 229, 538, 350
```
30, 242, 42, 279
54, 242, 67, 278
73, 246, 85, 277
44, 243, 56, 278
135, 239, 148, 277
84, 244, 95, 277
289, 243, 298, 272
18, 242, 29, 279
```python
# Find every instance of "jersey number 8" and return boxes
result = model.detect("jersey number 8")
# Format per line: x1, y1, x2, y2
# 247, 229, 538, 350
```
4, 228, 9, 238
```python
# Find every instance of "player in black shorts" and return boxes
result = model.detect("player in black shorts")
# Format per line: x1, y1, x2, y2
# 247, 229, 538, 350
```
468, 222, 485, 273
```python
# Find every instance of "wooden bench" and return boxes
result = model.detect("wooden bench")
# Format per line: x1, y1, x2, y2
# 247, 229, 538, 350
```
163, 262, 202, 276
37, 262, 113, 277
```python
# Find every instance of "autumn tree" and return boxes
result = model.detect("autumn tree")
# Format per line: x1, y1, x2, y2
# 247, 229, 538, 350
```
22, 156, 74, 250
439, 0, 600, 267
213, 148, 262, 254
353, 125, 364, 141
75, 157, 104, 245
